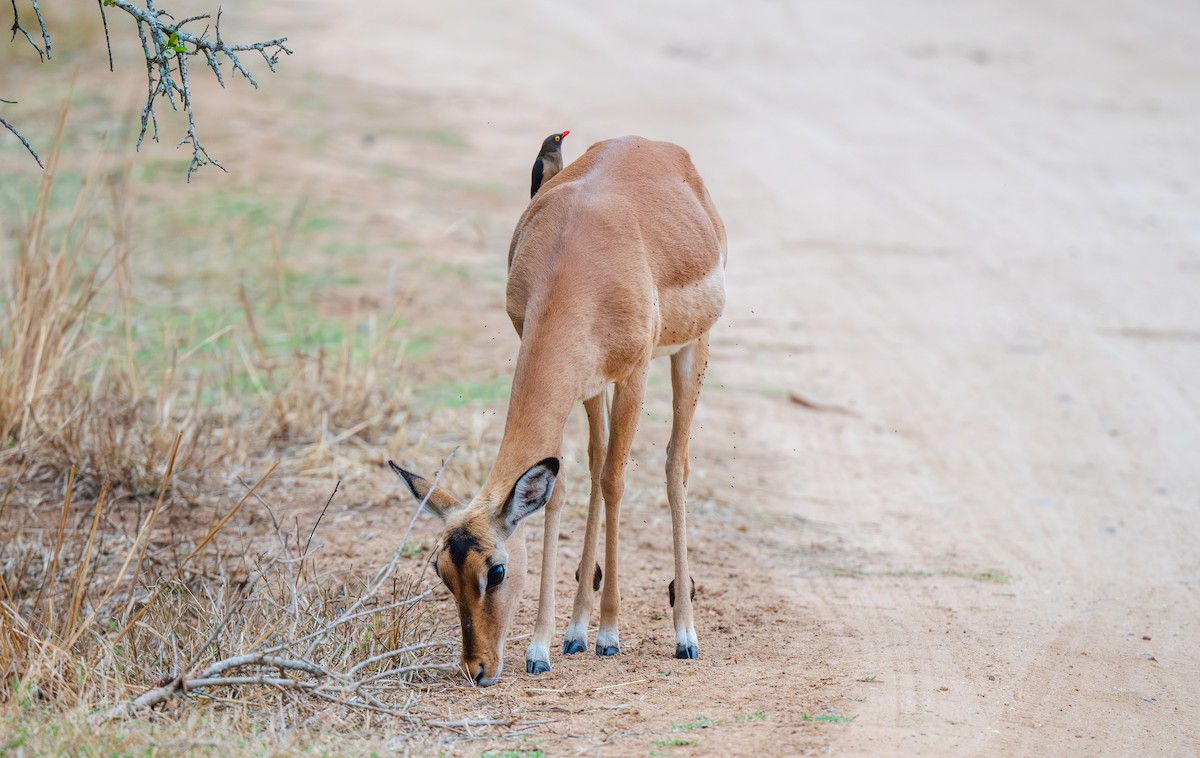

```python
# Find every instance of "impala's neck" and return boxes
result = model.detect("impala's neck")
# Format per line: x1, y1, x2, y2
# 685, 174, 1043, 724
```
479, 308, 593, 505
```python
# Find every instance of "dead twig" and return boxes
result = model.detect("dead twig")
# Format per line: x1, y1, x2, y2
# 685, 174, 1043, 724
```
591, 678, 647, 692
427, 717, 515, 728
788, 389, 854, 415
303, 480, 339, 559
8, 0, 48, 60
0, 110, 44, 168
98, 654, 338, 720
303, 448, 457, 659
99, 462, 455, 722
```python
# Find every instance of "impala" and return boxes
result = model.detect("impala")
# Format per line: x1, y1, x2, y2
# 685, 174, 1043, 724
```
390, 135, 727, 685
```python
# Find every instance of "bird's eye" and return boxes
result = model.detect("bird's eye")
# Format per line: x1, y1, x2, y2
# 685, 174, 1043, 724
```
555, 135, 561, 142
486, 563, 506, 590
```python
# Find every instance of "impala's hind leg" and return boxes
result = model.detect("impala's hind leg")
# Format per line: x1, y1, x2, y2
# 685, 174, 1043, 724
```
563, 391, 607, 655
666, 335, 708, 659
595, 363, 648, 656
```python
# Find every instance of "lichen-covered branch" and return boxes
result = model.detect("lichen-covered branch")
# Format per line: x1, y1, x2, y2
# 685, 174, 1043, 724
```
3, 0, 290, 179
8, 0, 48, 60
109, 0, 291, 179
0, 95, 43, 167
5, 1, 50, 167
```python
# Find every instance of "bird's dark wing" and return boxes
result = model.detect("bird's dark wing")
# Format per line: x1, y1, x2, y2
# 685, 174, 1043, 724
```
531, 156, 544, 198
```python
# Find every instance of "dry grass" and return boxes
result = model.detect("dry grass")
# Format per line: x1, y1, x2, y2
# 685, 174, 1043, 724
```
0, 119, 513, 754
2, 110, 229, 499
0, 469, 456, 753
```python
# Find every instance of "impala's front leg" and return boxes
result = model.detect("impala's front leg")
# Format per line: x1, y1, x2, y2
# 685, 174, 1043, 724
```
596, 364, 648, 656
525, 477, 565, 674
564, 391, 608, 655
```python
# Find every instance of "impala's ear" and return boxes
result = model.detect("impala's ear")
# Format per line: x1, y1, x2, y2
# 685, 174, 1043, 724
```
497, 457, 559, 531
388, 461, 464, 522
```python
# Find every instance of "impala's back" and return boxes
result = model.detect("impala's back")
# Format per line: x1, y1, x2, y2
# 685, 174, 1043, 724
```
506, 136, 727, 387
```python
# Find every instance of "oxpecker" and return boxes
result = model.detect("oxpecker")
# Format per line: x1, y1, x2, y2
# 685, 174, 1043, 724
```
530, 130, 569, 197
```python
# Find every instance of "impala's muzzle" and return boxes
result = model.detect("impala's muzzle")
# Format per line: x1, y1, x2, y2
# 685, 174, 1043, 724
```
465, 656, 502, 687
457, 600, 505, 687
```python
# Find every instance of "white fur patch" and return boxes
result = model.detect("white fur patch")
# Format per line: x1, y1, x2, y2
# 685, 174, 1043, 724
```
652, 342, 688, 359
656, 266, 725, 350
564, 619, 589, 645
525, 641, 550, 666
506, 461, 557, 527
675, 626, 698, 649
596, 627, 620, 650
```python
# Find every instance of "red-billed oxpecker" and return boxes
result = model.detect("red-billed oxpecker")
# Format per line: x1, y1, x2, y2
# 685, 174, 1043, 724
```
530, 130, 569, 197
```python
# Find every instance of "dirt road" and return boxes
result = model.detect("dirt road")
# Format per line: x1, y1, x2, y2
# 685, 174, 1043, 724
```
251, 0, 1200, 753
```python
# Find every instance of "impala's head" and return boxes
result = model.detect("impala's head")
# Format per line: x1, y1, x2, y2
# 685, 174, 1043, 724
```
388, 458, 559, 686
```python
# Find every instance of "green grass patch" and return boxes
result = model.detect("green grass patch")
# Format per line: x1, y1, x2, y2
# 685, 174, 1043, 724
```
652, 736, 696, 749
827, 567, 869, 578
419, 375, 511, 408
320, 241, 369, 260
734, 711, 766, 723
0, 170, 86, 215
134, 158, 188, 183
303, 215, 340, 232
801, 712, 857, 724
672, 715, 716, 731
401, 127, 468, 148
830, 566, 1012, 583
968, 570, 1012, 583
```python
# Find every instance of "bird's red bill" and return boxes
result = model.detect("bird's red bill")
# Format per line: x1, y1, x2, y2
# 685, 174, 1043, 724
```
561, 130, 570, 137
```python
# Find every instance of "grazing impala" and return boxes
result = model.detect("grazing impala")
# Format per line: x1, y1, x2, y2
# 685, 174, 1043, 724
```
390, 135, 727, 686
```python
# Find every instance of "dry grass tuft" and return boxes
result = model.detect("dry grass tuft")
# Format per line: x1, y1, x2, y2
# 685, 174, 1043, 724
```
259, 309, 415, 477
1, 112, 228, 498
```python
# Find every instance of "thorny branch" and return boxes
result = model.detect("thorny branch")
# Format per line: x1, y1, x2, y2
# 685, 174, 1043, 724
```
8, 0, 45, 59
4, 0, 49, 166
2, 0, 290, 179
1, 107, 43, 168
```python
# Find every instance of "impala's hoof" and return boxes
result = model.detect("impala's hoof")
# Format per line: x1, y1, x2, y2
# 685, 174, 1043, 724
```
526, 659, 551, 675
675, 643, 699, 660
563, 638, 587, 655
596, 643, 621, 657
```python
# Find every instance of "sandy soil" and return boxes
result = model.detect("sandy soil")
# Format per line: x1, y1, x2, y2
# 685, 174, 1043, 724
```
246, 0, 1200, 754
34, 0, 1193, 754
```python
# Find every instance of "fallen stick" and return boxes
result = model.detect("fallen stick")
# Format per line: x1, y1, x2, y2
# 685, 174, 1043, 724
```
591, 678, 647, 692
788, 389, 853, 415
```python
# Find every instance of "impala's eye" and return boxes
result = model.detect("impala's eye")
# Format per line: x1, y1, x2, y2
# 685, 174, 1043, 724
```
486, 563, 506, 590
